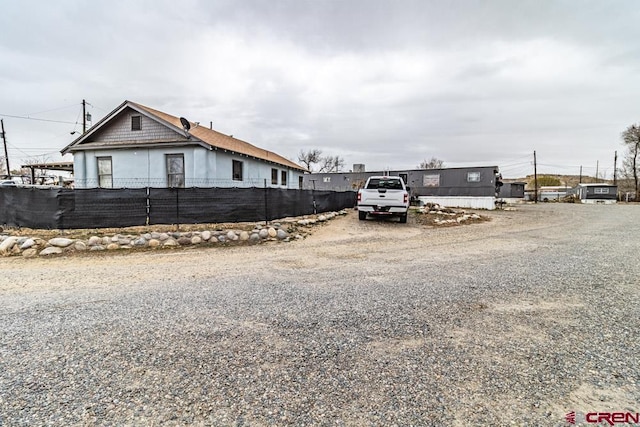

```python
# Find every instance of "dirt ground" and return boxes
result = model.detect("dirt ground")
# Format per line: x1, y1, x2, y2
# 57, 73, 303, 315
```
1, 204, 638, 425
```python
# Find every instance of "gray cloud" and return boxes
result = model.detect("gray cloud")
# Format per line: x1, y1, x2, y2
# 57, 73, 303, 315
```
1, 0, 639, 178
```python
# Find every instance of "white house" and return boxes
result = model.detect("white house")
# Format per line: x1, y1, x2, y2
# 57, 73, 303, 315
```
61, 100, 306, 189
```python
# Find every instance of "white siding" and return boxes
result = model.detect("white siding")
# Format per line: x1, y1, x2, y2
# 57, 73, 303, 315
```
74, 147, 304, 189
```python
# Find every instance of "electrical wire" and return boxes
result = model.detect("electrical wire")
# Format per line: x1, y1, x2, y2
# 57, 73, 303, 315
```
0, 113, 77, 125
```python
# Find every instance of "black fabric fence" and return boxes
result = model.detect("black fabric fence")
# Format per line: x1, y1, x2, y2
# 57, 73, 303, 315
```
0, 187, 356, 229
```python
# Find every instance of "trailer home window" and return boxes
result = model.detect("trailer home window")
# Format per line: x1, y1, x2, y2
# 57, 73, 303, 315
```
271, 168, 278, 185
423, 174, 440, 187
467, 172, 481, 182
594, 188, 609, 194
281, 170, 287, 186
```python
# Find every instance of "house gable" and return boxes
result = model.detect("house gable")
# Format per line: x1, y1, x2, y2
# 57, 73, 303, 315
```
89, 107, 186, 144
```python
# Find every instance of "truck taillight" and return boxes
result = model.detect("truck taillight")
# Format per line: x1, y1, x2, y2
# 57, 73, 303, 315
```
404, 193, 408, 204
357, 192, 362, 202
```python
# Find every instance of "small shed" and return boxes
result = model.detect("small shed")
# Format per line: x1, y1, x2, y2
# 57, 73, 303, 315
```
498, 182, 526, 202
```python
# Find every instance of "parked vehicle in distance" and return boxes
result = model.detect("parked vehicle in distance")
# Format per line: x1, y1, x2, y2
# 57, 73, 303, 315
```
0, 179, 17, 186
357, 176, 410, 223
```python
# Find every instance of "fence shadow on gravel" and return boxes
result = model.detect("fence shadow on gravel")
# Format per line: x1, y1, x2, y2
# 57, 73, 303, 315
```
0, 187, 356, 229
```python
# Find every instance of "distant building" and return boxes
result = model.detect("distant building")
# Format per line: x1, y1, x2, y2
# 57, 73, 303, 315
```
498, 182, 526, 203
574, 183, 617, 204
304, 166, 502, 210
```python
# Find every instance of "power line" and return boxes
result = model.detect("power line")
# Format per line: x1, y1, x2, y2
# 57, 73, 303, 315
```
0, 113, 77, 125
24, 103, 79, 116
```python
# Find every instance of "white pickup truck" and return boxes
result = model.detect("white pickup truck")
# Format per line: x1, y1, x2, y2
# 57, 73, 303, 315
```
357, 176, 410, 223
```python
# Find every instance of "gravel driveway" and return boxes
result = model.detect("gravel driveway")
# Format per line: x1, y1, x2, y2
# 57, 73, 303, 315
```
1, 204, 638, 426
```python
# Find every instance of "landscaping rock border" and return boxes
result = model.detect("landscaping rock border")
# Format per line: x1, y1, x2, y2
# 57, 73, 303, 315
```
0, 210, 347, 258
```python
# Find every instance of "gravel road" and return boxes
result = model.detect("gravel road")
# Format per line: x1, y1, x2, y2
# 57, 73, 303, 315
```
1, 204, 638, 426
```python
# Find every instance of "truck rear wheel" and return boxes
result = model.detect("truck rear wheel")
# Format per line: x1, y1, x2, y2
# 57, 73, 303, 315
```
358, 211, 367, 220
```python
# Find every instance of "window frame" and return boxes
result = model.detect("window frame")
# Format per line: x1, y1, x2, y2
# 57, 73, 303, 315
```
131, 115, 142, 131
594, 187, 609, 194
467, 172, 481, 183
232, 160, 243, 181
166, 153, 185, 188
97, 156, 113, 188
423, 174, 440, 187
281, 170, 287, 186
271, 168, 279, 185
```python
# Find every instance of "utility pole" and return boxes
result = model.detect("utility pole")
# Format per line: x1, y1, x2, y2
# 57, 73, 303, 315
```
579, 165, 582, 183
595, 160, 599, 183
614, 151, 618, 185
533, 150, 538, 203
82, 99, 87, 133
1, 119, 10, 178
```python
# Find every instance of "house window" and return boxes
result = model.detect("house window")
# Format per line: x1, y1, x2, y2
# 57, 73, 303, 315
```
423, 174, 440, 187
594, 187, 609, 194
232, 160, 243, 181
271, 168, 278, 185
299, 176, 303, 189
131, 115, 142, 131
323, 177, 331, 183
467, 172, 481, 182
166, 154, 185, 188
281, 170, 287, 186
97, 157, 113, 188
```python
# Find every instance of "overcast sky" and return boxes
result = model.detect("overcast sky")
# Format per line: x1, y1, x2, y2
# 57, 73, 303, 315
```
1, 0, 639, 178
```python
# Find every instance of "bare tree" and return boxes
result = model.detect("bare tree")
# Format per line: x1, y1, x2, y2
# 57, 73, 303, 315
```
318, 155, 345, 173
418, 157, 445, 169
298, 149, 345, 173
298, 149, 323, 171
621, 124, 640, 200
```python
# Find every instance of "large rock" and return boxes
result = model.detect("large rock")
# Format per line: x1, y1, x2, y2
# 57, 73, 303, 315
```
201, 230, 212, 241
87, 236, 102, 246
276, 229, 288, 240
106, 243, 120, 250
133, 237, 148, 247
48, 238, 74, 248
191, 236, 202, 245
177, 236, 192, 245
226, 231, 238, 241
40, 247, 63, 256
22, 248, 38, 258
74, 241, 87, 251
267, 227, 277, 238
249, 233, 261, 243
239, 231, 249, 241
0, 237, 19, 255
258, 229, 269, 239
163, 238, 178, 247
148, 239, 160, 248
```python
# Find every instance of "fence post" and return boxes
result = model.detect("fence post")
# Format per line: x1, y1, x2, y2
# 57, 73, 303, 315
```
175, 187, 180, 230
264, 178, 268, 225
146, 187, 150, 226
